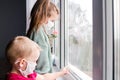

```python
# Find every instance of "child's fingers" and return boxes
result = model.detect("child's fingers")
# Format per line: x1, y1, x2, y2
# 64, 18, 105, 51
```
62, 67, 69, 74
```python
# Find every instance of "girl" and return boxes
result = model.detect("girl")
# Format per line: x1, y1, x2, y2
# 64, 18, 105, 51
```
26, 0, 59, 74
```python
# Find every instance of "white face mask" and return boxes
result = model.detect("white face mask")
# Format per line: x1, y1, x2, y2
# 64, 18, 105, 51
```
46, 20, 54, 29
45, 20, 54, 34
18, 61, 37, 77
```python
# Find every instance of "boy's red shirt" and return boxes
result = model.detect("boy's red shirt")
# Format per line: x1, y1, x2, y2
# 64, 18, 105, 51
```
7, 72, 37, 80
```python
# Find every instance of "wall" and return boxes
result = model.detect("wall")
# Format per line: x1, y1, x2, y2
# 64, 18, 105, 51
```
0, 0, 26, 79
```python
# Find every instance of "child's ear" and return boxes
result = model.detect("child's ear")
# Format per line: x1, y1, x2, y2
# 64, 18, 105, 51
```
19, 59, 26, 68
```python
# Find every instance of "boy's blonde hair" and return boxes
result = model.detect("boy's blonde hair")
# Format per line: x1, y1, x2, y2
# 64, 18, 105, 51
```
5, 36, 41, 64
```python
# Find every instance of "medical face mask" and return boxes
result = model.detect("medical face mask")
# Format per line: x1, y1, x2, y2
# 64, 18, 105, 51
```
46, 20, 54, 29
45, 20, 54, 34
18, 61, 37, 77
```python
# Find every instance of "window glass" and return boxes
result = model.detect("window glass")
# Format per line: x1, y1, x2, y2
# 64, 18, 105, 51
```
52, 0, 61, 68
26, 0, 37, 31
114, 0, 120, 80
66, 0, 93, 77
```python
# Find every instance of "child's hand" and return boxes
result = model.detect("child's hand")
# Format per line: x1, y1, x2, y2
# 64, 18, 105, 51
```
43, 68, 69, 80
61, 67, 69, 75
36, 68, 69, 80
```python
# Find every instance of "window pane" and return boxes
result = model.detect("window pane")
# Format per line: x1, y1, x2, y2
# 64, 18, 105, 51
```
53, 0, 61, 68
114, 0, 120, 80
26, 0, 37, 31
66, 0, 93, 77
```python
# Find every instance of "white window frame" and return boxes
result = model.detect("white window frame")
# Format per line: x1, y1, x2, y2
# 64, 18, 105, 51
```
114, 0, 120, 80
58, 0, 114, 80
103, 0, 114, 80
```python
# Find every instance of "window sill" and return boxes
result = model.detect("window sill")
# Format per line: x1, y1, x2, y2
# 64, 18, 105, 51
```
63, 64, 92, 80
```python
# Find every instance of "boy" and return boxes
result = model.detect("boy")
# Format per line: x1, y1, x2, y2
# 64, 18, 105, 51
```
6, 36, 68, 80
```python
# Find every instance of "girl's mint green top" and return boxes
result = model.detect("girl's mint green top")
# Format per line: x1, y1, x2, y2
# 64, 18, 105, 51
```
29, 26, 52, 74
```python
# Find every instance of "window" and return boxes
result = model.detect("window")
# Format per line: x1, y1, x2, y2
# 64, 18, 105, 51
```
65, 0, 93, 77
52, 0, 61, 68
26, 0, 37, 32
26, 0, 116, 80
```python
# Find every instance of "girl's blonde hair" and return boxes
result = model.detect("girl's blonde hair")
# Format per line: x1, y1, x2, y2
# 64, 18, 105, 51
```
26, 1, 59, 37
27, 0, 50, 37
47, 2, 59, 18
